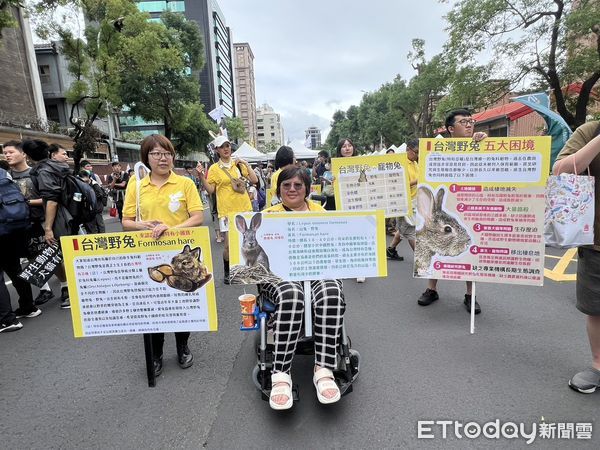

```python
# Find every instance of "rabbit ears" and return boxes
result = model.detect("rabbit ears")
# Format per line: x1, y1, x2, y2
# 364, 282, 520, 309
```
416, 186, 445, 221
235, 213, 262, 232
182, 245, 201, 259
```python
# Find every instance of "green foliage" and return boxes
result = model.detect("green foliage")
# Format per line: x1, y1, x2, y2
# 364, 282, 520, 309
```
444, 0, 600, 128
171, 103, 218, 155
120, 130, 143, 143
223, 116, 248, 143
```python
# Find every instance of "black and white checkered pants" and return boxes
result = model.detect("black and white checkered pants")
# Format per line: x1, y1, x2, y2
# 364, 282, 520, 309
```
260, 279, 345, 374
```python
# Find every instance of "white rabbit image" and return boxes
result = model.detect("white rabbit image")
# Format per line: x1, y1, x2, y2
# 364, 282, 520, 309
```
235, 212, 270, 271
168, 192, 184, 213
414, 185, 471, 275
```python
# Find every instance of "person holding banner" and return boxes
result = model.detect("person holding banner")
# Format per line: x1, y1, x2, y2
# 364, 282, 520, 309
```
553, 120, 600, 393
417, 110, 486, 314
121, 134, 203, 376
261, 166, 346, 410
196, 136, 258, 284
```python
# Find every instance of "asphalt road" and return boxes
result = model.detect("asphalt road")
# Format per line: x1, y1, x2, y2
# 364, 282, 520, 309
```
3, 213, 598, 449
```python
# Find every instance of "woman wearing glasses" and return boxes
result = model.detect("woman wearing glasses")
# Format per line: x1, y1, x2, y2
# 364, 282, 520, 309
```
196, 136, 258, 284
122, 134, 203, 378
262, 166, 346, 410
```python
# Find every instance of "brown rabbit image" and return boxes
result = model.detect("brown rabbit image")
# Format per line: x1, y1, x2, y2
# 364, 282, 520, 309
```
235, 213, 270, 271
148, 245, 211, 292
358, 169, 368, 183
414, 185, 471, 275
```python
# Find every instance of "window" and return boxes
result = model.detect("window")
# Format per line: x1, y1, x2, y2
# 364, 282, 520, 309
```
257, 126, 263, 130
38, 65, 51, 84
137, 1, 167, 12
258, 132, 264, 137
45, 104, 60, 122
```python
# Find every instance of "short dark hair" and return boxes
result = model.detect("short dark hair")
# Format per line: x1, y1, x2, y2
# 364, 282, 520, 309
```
336, 138, 356, 157
111, 161, 121, 167
0, 160, 9, 171
22, 139, 50, 161
48, 143, 65, 157
406, 138, 419, 150
274, 145, 294, 170
276, 166, 311, 199
445, 109, 472, 131
80, 159, 91, 166
318, 150, 329, 158
78, 169, 91, 178
140, 134, 175, 167
3, 140, 22, 151
184, 164, 193, 170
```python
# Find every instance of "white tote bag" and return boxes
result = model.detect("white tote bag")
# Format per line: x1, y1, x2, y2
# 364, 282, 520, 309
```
544, 171, 595, 248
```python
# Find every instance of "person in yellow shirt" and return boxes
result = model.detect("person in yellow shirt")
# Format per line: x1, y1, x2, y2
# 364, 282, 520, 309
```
261, 166, 345, 410
122, 134, 203, 379
387, 138, 419, 260
197, 136, 257, 284
267, 145, 295, 206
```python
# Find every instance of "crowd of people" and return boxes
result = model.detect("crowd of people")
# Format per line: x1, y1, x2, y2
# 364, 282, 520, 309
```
2, 109, 600, 408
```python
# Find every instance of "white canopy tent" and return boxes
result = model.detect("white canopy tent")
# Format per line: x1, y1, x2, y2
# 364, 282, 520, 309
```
231, 141, 269, 162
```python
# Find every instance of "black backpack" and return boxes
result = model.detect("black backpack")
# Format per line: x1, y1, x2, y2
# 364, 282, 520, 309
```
0, 168, 30, 236
62, 174, 97, 224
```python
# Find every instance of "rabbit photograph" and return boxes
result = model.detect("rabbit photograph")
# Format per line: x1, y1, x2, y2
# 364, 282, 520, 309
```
414, 185, 471, 276
235, 212, 270, 271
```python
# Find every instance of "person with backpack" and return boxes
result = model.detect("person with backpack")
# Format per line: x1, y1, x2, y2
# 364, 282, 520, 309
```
79, 169, 106, 233
3, 140, 55, 306
0, 166, 39, 320
23, 140, 77, 309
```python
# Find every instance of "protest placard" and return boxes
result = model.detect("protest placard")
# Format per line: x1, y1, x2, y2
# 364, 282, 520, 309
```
18, 242, 62, 288
61, 227, 217, 338
331, 154, 411, 218
414, 136, 551, 286
228, 210, 386, 284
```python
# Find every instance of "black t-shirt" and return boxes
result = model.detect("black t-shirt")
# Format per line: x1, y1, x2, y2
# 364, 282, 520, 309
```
10, 167, 44, 222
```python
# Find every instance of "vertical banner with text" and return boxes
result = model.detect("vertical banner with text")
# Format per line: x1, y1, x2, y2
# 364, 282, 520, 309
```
61, 227, 218, 338
414, 137, 551, 286
331, 154, 412, 217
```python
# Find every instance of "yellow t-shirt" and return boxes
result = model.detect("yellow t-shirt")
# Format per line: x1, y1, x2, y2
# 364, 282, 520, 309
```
268, 168, 282, 202
206, 162, 252, 218
122, 171, 202, 227
264, 200, 325, 213
406, 159, 419, 199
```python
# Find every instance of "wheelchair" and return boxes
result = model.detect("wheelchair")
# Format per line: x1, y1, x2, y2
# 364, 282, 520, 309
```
247, 283, 361, 403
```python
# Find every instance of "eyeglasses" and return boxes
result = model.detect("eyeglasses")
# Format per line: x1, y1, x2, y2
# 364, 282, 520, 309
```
456, 119, 476, 126
148, 151, 174, 160
281, 182, 305, 191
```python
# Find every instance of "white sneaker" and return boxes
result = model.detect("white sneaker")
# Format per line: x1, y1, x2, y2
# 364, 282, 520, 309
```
356, 277, 366, 283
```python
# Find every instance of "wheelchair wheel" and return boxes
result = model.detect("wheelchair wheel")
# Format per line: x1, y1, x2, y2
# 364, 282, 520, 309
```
349, 349, 360, 379
251, 364, 272, 391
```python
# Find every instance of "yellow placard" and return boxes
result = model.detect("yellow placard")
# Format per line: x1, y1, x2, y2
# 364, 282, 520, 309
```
61, 227, 218, 337
228, 210, 387, 283
331, 154, 412, 218
414, 136, 551, 286
419, 137, 551, 188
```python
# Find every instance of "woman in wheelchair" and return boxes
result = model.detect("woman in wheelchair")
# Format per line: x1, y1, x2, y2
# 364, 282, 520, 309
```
262, 166, 346, 410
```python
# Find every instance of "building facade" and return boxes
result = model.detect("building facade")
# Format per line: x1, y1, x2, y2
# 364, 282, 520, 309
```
233, 43, 257, 146
0, 7, 46, 127
305, 126, 321, 149
135, 0, 236, 117
256, 104, 284, 150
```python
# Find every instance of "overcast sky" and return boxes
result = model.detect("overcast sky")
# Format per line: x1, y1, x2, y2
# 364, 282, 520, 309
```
218, 0, 453, 144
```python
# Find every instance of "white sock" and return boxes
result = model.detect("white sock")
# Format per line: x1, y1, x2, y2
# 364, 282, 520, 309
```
41, 283, 51, 291
60, 282, 68, 289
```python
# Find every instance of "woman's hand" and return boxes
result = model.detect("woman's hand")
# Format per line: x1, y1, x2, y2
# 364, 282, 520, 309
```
138, 220, 161, 230
196, 162, 205, 179
152, 223, 169, 240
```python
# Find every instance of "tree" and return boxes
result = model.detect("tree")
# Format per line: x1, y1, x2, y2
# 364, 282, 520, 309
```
444, 0, 600, 129
120, 10, 208, 145
223, 116, 248, 143
34, 0, 173, 170
171, 102, 218, 154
